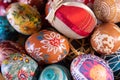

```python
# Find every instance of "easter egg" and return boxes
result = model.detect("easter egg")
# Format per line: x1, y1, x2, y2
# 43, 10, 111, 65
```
0, 40, 26, 65
46, 1, 97, 39
71, 54, 114, 80
93, 0, 120, 23
0, 16, 17, 41
0, 0, 17, 16
6, 2, 41, 35
39, 64, 71, 80
90, 23, 120, 55
1, 53, 38, 80
102, 50, 120, 80
25, 30, 70, 64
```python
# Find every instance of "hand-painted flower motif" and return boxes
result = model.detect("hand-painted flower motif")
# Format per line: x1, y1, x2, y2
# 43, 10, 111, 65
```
26, 42, 44, 61
5, 72, 12, 80
40, 32, 66, 54
18, 69, 28, 80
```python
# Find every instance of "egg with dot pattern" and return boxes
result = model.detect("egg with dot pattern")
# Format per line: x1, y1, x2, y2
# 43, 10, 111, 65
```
1, 53, 38, 80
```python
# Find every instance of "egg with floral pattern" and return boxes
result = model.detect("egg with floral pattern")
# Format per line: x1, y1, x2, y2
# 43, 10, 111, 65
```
0, 40, 26, 65
1, 53, 38, 80
71, 54, 114, 80
6, 2, 41, 35
25, 30, 70, 64
91, 23, 120, 55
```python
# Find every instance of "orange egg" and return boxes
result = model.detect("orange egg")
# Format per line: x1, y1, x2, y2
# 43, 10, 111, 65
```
25, 30, 70, 64
91, 23, 120, 55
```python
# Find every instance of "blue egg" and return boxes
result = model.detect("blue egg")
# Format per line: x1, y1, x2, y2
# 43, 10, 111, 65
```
0, 16, 17, 41
39, 64, 71, 80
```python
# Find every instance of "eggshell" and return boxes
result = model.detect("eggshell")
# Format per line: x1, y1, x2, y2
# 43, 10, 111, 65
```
46, 2, 97, 39
0, 40, 26, 65
90, 23, 120, 55
93, 0, 120, 23
102, 49, 120, 80
39, 64, 71, 80
1, 53, 38, 80
6, 2, 41, 35
0, 16, 17, 41
71, 54, 114, 80
25, 30, 70, 64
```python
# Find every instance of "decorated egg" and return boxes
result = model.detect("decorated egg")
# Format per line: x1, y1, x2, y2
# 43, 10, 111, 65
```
1, 53, 38, 80
0, 40, 26, 65
25, 30, 70, 64
0, 0, 17, 16
6, 2, 41, 35
18, 0, 46, 14
102, 49, 120, 80
39, 64, 71, 80
90, 23, 120, 55
93, 0, 120, 23
71, 54, 114, 80
46, 1, 97, 39
0, 16, 17, 41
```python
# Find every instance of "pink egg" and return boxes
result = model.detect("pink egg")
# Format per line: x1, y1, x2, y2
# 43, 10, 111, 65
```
71, 54, 114, 80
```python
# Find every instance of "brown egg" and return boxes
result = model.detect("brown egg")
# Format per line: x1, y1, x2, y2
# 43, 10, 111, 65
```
25, 30, 70, 64
91, 23, 120, 55
93, 0, 120, 23
0, 40, 26, 65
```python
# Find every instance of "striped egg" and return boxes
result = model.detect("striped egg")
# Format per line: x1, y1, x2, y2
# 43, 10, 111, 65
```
46, 1, 97, 39
93, 0, 120, 23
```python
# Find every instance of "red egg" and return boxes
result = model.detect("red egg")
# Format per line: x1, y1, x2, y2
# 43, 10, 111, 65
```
0, 0, 17, 16
91, 23, 120, 55
0, 40, 26, 65
25, 30, 70, 64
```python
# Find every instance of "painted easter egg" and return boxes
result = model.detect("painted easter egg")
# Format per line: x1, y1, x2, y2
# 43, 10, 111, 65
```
102, 49, 120, 80
25, 30, 70, 64
6, 2, 41, 35
39, 64, 71, 80
1, 53, 38, 80
0, 0, 17, 16
90, 23, 120, 55
0, 40, 26, 65
46, 1, 97, 39
71, 54, 114, 80
93, 0, 120, 23
0, 16, 17, 41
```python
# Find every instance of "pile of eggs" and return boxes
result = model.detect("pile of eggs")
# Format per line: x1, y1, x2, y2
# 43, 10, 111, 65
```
1, 0, 120, 80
